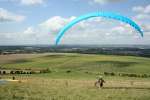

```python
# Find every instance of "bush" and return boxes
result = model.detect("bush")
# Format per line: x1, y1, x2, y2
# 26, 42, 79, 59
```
30, 71, 36, 74
20, 71, 23, 74
141, 74, 148, 78
85, 71, 89, 74
10, 71, 14, 74
15, 71, 21, 74
110, 72, 115, 76
104, 72, 150, 78
3, 71, 6, 74
129, 73, 138, 77
66, 70, 71, 73
22, 72, 27, 74
40, 68, 51, 73
104, 72, 115, 76
104, 72, 109, 76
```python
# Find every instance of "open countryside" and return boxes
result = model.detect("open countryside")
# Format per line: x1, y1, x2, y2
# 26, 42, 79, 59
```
0, 53, 150, 100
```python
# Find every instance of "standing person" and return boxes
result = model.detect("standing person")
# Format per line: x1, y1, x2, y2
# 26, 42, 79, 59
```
95, 76, 105, 88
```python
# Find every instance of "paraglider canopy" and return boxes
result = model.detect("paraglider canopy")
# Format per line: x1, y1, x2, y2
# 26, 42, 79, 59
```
55, 12, 143, 45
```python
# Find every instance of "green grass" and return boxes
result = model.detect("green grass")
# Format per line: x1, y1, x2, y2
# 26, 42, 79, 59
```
1, 53, 150, 74
0, 76, 150, 100
9, 59, 33, 64
0, 53, 150, 100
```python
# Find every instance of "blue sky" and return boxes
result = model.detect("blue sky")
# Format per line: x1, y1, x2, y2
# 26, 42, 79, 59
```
0, 0, 150, 45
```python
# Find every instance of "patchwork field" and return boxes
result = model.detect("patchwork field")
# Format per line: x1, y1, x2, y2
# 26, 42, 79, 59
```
0, 53, 150, 100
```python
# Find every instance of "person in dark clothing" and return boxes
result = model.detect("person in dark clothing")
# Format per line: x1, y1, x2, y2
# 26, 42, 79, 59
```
12, 76, 15, 80
95, 76, 105, 88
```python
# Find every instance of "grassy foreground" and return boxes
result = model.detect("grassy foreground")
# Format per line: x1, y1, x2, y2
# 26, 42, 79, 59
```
1, 76, 150, 100
0, 53, 150, 100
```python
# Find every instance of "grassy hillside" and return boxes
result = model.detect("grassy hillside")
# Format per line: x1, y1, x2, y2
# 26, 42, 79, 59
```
0, 53, 150, 100
1, 53, 150, 75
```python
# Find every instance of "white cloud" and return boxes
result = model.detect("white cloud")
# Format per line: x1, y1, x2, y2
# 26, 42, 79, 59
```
20, 0, 45, 5
133, 4, 150, 14
92, 0, 126, 4
23, 26, 36, 35
134, 14, 150, 20
40, 16, 113, 34
0, 0, 46, 6
0, 8, 25, 22
141, 24, 150, 33
39, 16, 145, 44
40, 16, 70, 32
132, 5, 150, 37
40, 16, 77, 33
1, 14, 149, 45
132, 6, 144, 13
133, 4, 150, 20
112, 26, 125, 33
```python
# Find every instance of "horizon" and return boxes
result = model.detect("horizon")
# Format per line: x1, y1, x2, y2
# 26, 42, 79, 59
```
0, 44, 150, 47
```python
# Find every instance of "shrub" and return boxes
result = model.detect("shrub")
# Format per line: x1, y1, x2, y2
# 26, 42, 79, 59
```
10, 71, 14, 74
66, 70, 71, 73
104, 72, 109, 76
3, 71, 6, 74
104, 72, 115, 76
141, 74, 148, 78
20, 71, 23, 74
15, 71, 21, 74
85, 71, 89, 74
110, 72, 115, 76
22, 72, 26, 74
40, 68, 51, 73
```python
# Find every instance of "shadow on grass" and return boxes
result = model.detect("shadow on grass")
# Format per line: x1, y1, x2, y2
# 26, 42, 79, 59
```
94, 61, 138, 67
103, 87, 150, 90
8, 59, 32, 64
43, 54, 78, 58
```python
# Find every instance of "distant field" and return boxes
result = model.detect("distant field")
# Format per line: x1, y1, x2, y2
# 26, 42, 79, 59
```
1, 53, 150, 74
0, 53, 150, 100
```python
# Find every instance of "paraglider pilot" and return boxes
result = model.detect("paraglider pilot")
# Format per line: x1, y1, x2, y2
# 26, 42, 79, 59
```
95, 76, 105, 88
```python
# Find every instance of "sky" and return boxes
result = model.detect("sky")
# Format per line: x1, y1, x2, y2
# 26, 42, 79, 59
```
0, 0, 150, 45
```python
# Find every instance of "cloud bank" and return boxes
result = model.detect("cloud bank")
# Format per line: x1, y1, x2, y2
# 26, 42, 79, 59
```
92, 0, 126, 4
0, 8, 25, 22
20, 0, 45, 5
133, 4, 150, 20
